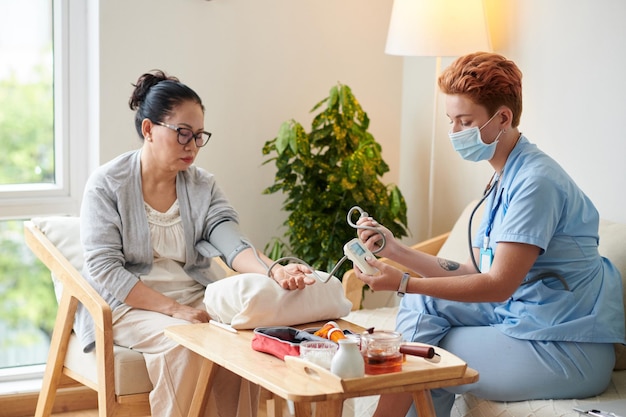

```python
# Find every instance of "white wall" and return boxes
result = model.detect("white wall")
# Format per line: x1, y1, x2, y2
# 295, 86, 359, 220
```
399, 0, 626, 241
502, 0, 626, 225
95, 0, 402, 249
93, 0, 626, 252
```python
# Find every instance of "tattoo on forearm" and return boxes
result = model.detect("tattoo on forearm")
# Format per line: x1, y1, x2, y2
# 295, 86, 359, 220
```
438, 258, 460, 271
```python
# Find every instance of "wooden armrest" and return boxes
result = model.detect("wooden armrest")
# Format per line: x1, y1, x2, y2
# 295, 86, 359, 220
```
342, 232, 450, 310
412, 232, 450, 257
23, 221, 112, 330
24, 220, 119, 402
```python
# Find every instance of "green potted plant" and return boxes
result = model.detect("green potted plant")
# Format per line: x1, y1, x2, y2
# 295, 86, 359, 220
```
262, 83, 409, 279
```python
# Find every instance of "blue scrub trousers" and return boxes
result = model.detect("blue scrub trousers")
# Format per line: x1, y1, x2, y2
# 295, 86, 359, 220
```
396, 295, 616, 417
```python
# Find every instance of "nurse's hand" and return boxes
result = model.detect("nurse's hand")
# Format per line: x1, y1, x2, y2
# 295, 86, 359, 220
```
356, 216, 397, 258
352, 256, 404, 293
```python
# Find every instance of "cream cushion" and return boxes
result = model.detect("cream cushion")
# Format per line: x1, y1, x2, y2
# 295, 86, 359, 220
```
436, 200, 484, 261
32, 216, 152, 396
598, 218, 626, 369
203, 272, 353, 328
33, 216, 83, 302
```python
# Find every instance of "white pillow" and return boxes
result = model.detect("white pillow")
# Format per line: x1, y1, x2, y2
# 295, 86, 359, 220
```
31, 216, 83, 302
32, 216, 83, 270
203, 272, 353, 329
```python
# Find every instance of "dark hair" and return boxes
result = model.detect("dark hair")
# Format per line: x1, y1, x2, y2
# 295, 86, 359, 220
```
438, 52, 523, 128
128, 70, 204, 139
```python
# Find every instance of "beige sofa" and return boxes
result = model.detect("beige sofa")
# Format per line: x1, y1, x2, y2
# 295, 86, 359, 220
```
341, 201, 626, 417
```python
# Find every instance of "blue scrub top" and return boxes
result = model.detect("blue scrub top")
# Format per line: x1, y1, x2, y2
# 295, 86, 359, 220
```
472, 136, 625, 343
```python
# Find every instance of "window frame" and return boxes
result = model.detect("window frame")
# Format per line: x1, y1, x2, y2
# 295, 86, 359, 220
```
0, 0, 96, 390
0, 0, 94, 219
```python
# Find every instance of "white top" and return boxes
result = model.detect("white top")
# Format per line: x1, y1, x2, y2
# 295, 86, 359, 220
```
113, 200, 204, 323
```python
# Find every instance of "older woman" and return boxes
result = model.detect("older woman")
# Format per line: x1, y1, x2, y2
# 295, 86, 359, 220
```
354, 52, 625, 417
77, 70, 314, 417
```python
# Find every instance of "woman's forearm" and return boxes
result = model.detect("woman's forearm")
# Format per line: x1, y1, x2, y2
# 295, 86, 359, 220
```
124, 281, 179, 315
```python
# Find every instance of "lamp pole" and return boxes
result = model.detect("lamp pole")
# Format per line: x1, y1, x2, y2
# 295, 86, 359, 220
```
385, 0, 491, 238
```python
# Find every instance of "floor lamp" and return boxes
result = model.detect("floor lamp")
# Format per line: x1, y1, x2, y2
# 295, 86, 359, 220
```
385, 0, 491, 237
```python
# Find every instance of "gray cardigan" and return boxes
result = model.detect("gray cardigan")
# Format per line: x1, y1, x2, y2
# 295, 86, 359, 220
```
77, 149, 248, 351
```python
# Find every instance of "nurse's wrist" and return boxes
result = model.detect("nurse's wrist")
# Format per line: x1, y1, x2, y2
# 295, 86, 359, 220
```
397, 272, 410, 297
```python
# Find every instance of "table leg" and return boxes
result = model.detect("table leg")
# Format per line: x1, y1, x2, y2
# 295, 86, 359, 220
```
292, 402, 312, 417
412, 389, 436, 417
313, 399, 343, 417
260, 388, 285, 417
188, 357, 218, 417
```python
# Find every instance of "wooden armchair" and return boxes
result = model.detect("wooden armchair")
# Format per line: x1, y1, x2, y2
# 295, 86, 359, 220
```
24, 217, 235, 417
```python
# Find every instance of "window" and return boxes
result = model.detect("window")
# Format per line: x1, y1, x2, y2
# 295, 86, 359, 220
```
0, 0, 91, 384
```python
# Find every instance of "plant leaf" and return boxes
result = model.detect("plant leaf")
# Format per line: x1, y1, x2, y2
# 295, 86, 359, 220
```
275, 121, 292, 155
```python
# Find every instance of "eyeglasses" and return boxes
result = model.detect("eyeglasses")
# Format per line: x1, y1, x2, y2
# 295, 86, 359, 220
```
153, 121, 212, 147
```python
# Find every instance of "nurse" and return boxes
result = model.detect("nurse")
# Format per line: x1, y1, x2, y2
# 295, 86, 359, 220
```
353, 52, 625, 417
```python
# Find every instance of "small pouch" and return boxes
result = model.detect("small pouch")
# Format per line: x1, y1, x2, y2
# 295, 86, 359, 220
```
251, 326, 328, 360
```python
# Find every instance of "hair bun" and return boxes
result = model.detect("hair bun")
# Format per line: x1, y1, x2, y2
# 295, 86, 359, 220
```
128, 70, 179, 110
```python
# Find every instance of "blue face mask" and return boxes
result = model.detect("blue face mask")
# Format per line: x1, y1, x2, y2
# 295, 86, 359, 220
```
448, 112, 502, 162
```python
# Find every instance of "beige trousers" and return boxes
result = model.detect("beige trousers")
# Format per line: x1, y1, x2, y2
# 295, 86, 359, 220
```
113, 299, 259, 417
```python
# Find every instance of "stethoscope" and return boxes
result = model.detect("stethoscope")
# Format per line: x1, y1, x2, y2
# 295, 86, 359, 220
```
468, 172, 500, 272
467, 173, 570, 290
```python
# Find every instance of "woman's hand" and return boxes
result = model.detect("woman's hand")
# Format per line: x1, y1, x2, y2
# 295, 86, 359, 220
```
272, 263, 316, 290
356, 216, 397, 257
352, 256, 405, 293
169, 303, 211, 323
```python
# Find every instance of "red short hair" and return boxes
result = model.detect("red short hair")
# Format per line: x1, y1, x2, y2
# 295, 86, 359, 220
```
438, 52, 523, 127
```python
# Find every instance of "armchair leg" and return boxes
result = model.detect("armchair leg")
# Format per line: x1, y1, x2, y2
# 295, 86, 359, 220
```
35, 293, 78, 417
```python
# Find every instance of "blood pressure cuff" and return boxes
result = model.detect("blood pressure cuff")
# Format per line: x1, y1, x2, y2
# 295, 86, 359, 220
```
207, 220, 252, 268
251, 326, 327, 360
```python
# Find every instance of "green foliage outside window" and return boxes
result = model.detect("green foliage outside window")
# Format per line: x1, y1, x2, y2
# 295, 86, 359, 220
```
0, 66, 54, 185
0, 220, 55, 366
0, 67, 57, 366
262, 83, 409, 279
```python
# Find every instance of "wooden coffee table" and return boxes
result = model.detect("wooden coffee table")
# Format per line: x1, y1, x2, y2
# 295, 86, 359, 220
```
164, 319, 478, 417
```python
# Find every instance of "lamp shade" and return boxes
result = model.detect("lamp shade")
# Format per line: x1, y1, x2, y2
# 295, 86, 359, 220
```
385, 0, 491, 57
